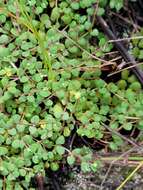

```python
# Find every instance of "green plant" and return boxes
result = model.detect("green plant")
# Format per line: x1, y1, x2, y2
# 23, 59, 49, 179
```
0, 0, 142, 189
131, 28, 143, 68
109, 0, 124, 11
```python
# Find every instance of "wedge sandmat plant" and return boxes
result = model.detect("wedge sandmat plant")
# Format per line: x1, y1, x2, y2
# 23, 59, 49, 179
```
131, 28, 143, 65
0, 0, 143, 189
1, 0, 53, 78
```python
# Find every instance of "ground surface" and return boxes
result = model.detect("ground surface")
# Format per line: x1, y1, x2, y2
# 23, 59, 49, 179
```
63, 166, 143, 190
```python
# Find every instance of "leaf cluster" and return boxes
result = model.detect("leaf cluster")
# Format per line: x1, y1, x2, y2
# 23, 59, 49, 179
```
0, 0, 141, 189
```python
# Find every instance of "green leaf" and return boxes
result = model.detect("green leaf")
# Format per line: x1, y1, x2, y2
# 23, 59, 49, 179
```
71, 2, 79, 10
61, 15, 72, 24
109, 142, 118, 150
62, 112, 69, 120
47, 151, 54, 161
68, 80, 81, 91
121, 70, 129, 80
84, 21, 92, 30
29, 143, 39, 153
138, 121, 143, 129
20, 76, 29, 83
8, 86, 18, 94
15, 158, 24, 168
115, 0, 123, 11
67, 155, 75, 165
24, 147, 33, 159
29, 126, 37, 135
117, 80, 127, 89
25, 172, 35, 183
91, 161, 98, 172
0, 15, 6, 23
56, 135, 65, 145
40, 14, 51, 28
0, 127, 5, 135
0, 147, 8, 156
1, 76, 9, 86
55, 145, 65, 155
68, 46, 79, 54
91, 28, 99, 36
27, 95, 35, 102
12, 139, 21, 149
23, 135, 33, 144
50, 162, 59, 171
31, 115, 40, 124
0, 34, 9, 44
123, 123, 132, 131
110, 0, 115, 9
110, 122, 119, 129
130, 82, 141, 91
63, 127, 71, 137
81, 162, 91, 172
0, 179, 3, 188
97, 7, 105, 16
7, 173, 15, 181
51, 7, 60, 21
53, 104, 63, 119
32, 155, 40, 164
39, 90, 51, 97
107, 83, 118, 93
13, 169, 19, 178
0, 46, 10, 58
0, 134, 5, 144
32, 73, 43, 82
8, 128, 17, 136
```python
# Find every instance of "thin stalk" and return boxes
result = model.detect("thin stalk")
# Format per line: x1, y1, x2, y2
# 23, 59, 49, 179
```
101, 156, 143, 161
116, 160, 143, 190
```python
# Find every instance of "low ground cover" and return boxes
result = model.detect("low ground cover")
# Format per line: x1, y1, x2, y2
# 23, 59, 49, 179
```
0, 0, 143, 189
